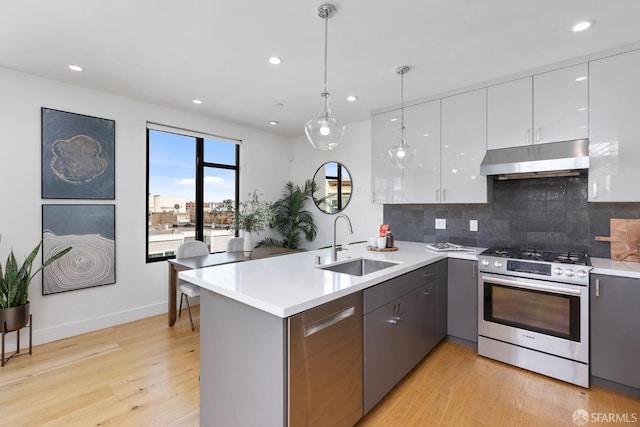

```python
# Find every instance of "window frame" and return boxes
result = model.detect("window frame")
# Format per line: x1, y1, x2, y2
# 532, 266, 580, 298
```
146, 128, 240, 263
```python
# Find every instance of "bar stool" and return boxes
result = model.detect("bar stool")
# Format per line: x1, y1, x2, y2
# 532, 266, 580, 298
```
176, 240, 209, 331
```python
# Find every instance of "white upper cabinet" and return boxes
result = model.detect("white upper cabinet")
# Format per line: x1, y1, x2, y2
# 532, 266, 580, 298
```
533, 63, 589, 144
371, 108, 403, 203
371, 100, 440, 203
440, 89, 488, 203
487, 64, 589, 149
588, 49, 640, 202
487, 77, 532, 149
403, 100, 441, 203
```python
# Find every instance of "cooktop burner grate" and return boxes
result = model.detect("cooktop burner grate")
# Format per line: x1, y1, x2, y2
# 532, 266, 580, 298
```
481, 247, 590, 266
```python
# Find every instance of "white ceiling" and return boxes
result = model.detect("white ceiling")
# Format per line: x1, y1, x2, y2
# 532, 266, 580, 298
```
3, 1, 640, 137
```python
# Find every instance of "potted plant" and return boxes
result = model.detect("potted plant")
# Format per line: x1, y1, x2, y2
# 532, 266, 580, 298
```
236, 190, 271, 255
258, 180, 318, 249
0, 236, 71, 332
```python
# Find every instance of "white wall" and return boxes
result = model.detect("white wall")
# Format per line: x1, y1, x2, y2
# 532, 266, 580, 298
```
290, 120, 384, 251
0, 66, 291, 347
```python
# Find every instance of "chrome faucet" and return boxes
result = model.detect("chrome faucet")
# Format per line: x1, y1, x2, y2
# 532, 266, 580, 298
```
332, 214, 353, 262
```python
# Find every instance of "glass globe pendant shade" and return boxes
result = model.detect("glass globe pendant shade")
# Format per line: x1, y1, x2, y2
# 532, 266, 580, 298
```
388, 126, 416, 169
305, 92, 345, 151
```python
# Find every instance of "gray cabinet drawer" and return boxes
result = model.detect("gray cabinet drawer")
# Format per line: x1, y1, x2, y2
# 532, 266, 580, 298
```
364, 264, 436, 314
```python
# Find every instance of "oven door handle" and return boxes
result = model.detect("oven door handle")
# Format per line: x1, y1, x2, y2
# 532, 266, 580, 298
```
481, 275, 582, 296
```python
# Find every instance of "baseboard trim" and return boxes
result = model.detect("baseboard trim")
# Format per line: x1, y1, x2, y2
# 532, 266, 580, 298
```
24, 303, 168, 347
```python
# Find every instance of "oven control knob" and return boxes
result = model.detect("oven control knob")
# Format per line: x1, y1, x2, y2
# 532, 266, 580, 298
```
481, 259, 490, 266
553, 267, 563, 275
576, 269, 587, 278
564, 269, 575, 277
493, 260, 502, 268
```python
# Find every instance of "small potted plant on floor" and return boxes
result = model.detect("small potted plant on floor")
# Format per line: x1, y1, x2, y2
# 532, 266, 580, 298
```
0, 235, 71, 332
236, 190, 271, 255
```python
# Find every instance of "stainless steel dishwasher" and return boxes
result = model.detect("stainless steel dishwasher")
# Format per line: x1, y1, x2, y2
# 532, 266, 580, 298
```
288, 291, 363, 426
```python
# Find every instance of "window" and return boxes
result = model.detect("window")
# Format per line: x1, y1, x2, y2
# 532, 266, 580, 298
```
146, 125, 240, 262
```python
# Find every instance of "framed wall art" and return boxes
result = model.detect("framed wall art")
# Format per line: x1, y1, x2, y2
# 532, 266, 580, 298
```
41, 108, 115, 199
42, 204, 116, 295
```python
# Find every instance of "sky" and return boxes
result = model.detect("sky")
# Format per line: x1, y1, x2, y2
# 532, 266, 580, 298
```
148, 130, 237, 203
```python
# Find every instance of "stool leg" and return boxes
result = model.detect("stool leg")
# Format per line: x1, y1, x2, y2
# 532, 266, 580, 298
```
185, 296, 194, 331
179, 293, 184, 318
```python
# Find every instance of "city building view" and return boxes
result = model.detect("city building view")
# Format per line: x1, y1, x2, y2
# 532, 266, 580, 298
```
148, 195, 236, 258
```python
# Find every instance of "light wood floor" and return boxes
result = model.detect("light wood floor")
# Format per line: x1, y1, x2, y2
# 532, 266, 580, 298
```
2, 306, 638, 426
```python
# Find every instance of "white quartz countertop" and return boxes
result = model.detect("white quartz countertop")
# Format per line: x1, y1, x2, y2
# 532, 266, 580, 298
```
178, 243, 640, 318
180, 241, 483, 318
591, 257, 640, 279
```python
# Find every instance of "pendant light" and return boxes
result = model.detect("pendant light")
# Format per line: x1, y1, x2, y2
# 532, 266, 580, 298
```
305, 4, 345, 151
388, 66, 416, 168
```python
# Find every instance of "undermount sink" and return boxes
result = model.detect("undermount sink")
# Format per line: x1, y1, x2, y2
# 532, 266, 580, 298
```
318, 257, 398, 276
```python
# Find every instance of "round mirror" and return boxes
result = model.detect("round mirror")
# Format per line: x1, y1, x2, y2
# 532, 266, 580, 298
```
312, 162, 352, 214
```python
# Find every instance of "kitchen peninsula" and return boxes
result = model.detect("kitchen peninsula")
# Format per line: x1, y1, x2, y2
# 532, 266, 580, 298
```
179, 241, 470, 426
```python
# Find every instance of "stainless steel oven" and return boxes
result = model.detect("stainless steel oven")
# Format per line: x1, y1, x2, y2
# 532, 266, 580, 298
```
477, 248, 591, 388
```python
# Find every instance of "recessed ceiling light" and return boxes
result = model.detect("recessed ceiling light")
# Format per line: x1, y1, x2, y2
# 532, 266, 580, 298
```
572, 21, 594, 32
192, 99, 202, 104
575, 76, 588, 82
423, 133, 430, 137
390, 118, 398, 122
346, 95, 358, 102
269, 121, 279, 125
68, 64, 83, 72
269, 57, 282, 65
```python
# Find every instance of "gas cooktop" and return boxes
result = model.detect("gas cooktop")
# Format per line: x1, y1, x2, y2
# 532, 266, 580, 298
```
479, 247, 592, 285
481, 247, 591, 266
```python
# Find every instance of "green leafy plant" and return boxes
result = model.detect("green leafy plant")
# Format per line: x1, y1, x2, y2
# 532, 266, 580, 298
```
236, 190, 271, 234
259, 180, 318, 249
0, 238, 72, 309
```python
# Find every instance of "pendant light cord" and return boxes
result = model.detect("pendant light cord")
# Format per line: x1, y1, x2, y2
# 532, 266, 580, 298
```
400, 70, 405, 138
323, 15, 329, 95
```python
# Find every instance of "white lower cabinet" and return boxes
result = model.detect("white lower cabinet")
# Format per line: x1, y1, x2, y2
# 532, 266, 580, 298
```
588, 49, 640, 202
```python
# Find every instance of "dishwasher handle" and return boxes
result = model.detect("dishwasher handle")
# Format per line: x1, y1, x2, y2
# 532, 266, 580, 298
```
304, 306, 356, 337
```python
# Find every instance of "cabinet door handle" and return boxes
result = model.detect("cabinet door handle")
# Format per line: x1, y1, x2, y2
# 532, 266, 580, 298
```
304, 306, 355, 337
535, 127, 541, 142
472, 263, 477, 279
442, 189, 447, 201
422, 290, 432, 297
389, 303, 400, 323
592, 183, 598, 199
595, 278, 600, 297
525, 129, 531, 143
436, 189, 440, 201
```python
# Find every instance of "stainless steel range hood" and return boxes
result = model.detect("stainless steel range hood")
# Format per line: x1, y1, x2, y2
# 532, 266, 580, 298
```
480, 139, 589, 180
